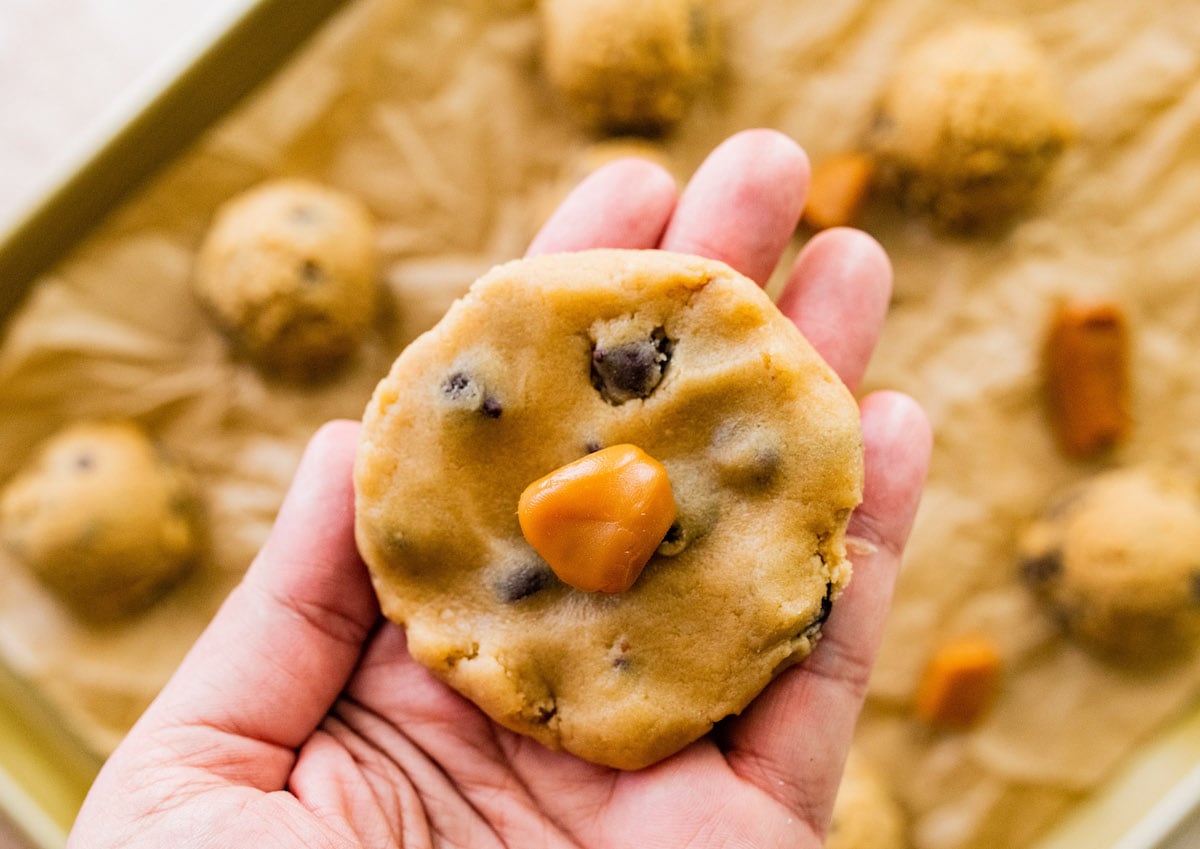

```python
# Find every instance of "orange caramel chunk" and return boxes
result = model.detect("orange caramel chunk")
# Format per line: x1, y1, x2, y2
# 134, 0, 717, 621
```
518, 444, 677, 593
1044, 301, 1131, 458
801, 152, 877, 231
915, 636, 1002, 729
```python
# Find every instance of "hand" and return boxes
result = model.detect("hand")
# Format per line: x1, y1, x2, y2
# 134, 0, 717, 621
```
69, 129, 930, 848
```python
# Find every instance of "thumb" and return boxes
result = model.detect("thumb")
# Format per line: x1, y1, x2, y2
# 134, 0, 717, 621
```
130, 419, 380, 785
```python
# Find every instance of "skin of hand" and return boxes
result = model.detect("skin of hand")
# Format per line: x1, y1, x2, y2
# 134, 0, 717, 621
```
68, 129, 931, 849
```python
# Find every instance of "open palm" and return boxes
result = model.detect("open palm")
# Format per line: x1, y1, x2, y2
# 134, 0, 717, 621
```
69, 130, 930, 849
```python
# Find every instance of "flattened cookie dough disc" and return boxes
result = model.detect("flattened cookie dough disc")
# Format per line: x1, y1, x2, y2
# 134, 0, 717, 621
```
355, 249, 863, 769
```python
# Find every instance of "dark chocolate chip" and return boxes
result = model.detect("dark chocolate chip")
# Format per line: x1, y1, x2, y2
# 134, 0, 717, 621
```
710, 425, 782, 490
494, 564, 553, 603
817, 582, 834, 625
1021, 550, 1063, 584
300, 259, 325, 284
481, 396, 503, 418
743, 448, 780, 488
797, 583, 836, 642
590, 328, 673, 405
656, 520, 688, 557
609, 637, 632, 670
442, 371, 502, 418
444, 371, 472, 398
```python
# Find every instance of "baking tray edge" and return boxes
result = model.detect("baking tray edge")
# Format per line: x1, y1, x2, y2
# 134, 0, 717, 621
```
0, 1, 348, 845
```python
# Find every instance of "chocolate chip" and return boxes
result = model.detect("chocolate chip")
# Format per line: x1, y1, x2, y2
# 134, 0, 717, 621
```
797, 583, 836, 642
817, 582, 834, 625
494, 563, 554, 603
710, 425, 782, 490
609, 637, 632, 670
300, 259, 325, 284
1021, 550, 1062, 584
590, 328, 672, 405
442, 371, 502, 418
444, 372, 471, 398
656, 521, 688, 557
741, 448, 780, 488
481, 396, 503, 418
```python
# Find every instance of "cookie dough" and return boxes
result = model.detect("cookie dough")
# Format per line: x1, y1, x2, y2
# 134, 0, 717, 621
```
829, 749, 908, 849
1018, 466, 1200, 658
0, 420, 203, 623
355, 248, 863, 769
193, 178, 378, 379
541, 0, 718, 134
871, 20, 1073, 230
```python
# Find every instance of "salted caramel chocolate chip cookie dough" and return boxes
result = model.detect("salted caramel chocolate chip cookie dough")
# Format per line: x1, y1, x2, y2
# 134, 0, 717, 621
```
193, 178, 379, 380
541, 0, 719, 134
355, 248, 863, 769
871, 20, 1074, 231
1019, 465, 1200, 659
0, 420, 203, 623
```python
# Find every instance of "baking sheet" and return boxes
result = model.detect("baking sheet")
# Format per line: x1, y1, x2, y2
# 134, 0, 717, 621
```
1, 1, 1199, 847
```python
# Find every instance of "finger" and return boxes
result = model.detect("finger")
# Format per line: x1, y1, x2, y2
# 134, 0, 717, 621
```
776, 227, 893, 393
526, 157, 678, 256
724, 391, 931, 824
659, 128, 809, 286
138, 420, 379, 771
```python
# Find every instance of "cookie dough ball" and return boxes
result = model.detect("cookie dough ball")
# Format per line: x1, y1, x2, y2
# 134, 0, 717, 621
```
355, 249, 863, 769
194, 179, 378, 379
0, 421, 203, 623
828, 749, 907, 849
1019, 466, 1200, 657
541, 0, 718, 134
872, 21, 1073, 230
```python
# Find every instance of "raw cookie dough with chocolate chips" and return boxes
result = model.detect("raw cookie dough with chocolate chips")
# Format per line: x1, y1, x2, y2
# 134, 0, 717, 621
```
193, 178, 378, 379
540, 0, 719, 134
0, 420, 203, 624
871, 20, 1073, 231
1018, 466, 1200, 659
355, 248, 863, 770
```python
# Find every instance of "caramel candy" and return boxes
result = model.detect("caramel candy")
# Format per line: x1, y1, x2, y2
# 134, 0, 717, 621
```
1044, 301, 1131, 458
915, 635, 1002, 729
518, 444, 677, 593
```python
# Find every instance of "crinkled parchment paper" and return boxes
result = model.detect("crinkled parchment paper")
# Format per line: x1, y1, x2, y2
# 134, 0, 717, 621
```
2, 1, 1199, 847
